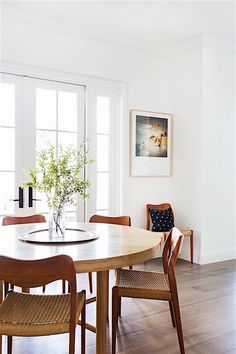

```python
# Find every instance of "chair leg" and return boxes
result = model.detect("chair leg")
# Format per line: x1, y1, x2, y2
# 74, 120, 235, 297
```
4, 282, 10, 297
169, 301, 176, 328
62, 280, 66, 294
118, 296, 121, 317
112, 286, 119, 354
88, 272, 93, 293
42, 285, 46, 293
4, 282, 8, 296
69, 329, 76, 354
190, 232, 193, 264
172, 296, 185, 354
22, 287, 29, 293
68, 282, 71, 293
129, 265, 133, 270
7, 336, 12, 354
81, 290, 86, 354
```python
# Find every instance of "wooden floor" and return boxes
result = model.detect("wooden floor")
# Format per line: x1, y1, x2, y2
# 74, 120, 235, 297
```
2, 258, 236, 354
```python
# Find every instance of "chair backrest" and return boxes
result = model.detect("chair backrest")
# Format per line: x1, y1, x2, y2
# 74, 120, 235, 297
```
162, 227, 183, 273
162, 227, 183, 290
2, 214, 46, 226
0, 254, 76, 290
89, 214, 131, 226
146, 203, 174, 230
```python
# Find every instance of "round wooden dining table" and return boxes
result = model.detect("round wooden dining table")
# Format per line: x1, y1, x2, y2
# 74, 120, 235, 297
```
0, 221, 161, 354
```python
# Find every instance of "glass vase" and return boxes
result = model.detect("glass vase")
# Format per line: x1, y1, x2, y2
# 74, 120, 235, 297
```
49, 206, 66, 239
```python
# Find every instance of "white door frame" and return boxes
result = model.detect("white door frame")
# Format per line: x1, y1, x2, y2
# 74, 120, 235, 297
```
0, 62, 127, 219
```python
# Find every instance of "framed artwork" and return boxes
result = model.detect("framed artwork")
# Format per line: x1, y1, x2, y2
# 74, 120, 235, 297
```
130, 110, 172, 176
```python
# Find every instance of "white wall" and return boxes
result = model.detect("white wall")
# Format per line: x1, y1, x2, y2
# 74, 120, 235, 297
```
171, 37, 235, 264
200, 38, 235, 263
1, 15, 235, 264
170, 39, 203, 263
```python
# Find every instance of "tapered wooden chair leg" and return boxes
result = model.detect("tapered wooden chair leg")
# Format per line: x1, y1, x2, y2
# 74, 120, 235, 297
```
62, 280, 66, 294
4, 282, 9, 297
69, 327, 76, 354
190, 231, 193, 264
169, 301, 176, 328
7, 336, 12, 354
88, 272, 93, 293
118, 296, 121, 317
81, 290, 86, 354
112, 287, 119, 354
172, 296, 185, 354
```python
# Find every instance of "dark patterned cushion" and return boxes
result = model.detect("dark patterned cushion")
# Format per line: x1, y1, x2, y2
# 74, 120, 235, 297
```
149, 208, 174, 232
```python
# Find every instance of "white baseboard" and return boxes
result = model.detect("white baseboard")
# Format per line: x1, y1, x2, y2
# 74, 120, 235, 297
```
179, 247, 236, 265
198, 248, 236, 265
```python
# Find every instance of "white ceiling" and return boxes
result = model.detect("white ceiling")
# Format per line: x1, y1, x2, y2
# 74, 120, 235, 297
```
2, 1, 235, 51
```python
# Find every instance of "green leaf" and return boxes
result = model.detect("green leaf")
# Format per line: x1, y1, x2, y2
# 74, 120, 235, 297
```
22, 143, 94, 211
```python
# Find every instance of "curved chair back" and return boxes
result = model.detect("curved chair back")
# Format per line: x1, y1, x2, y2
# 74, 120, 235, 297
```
2, 214, 46, 226
162, 227, 183, 293
89, 214, 131, 226
0, 254, 76, 291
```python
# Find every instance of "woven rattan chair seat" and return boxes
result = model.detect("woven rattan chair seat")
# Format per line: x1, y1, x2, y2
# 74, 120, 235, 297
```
117, 269, 170, 292
0, 291, 84, 337
180, 229, 192, 237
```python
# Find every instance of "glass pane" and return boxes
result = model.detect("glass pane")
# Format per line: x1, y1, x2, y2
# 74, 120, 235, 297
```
36, 130, 56, 151
97, 135, 109, 172
58, 132, 77, 149
36, 88, 56, 130
97, 96, 110, 134
0, 172, 15, 215
35, 191, 48, 214
0, 83, 15, 126
66, 211, 78, 222
58, 91, 78, 132
66, 204, 77, 212
97, 173, 109, 210
0, 128, 15, 170
96, 210, 109, 216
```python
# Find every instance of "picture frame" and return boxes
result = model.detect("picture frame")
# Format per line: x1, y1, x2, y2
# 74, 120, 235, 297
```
130, 110, 172, 176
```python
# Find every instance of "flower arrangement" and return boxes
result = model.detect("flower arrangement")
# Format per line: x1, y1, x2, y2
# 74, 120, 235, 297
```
23, 143, 94, 236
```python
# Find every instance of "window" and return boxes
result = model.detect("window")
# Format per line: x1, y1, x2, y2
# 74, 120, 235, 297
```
0, 71, 124, 220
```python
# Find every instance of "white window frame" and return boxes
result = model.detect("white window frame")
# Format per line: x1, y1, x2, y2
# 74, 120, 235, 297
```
86, 85, 124, 218
0, 62, 126, 220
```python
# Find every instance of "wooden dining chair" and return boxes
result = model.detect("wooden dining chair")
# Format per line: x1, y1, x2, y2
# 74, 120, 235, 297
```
0, 254, 86, 354
112, 227, 185, 354
146, 203, 193, 263
88, 215, 132, 293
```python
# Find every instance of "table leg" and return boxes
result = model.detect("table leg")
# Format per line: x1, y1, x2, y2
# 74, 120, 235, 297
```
96, 270, 109, 354
105, 273, 109, 319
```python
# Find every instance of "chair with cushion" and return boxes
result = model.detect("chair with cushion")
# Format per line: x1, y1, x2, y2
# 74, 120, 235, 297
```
0, 254, 86, 354
112, 227, 185, 354
146, 203, 193, 263
88, 215, 132, 293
